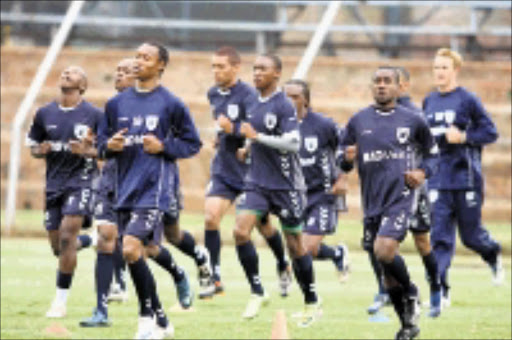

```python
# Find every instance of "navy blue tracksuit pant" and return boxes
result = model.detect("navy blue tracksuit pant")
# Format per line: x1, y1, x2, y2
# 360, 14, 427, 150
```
429, 188, 501, 290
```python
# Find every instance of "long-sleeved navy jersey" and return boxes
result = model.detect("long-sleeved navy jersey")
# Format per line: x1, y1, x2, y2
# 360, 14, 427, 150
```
27, 100, 102, 192
299, 109, 340, 198
341, 105, 438, 218
245, 90, 305, 191
207, 80, 256, 188
97, 86, 202, 212
422, 86, 498, 190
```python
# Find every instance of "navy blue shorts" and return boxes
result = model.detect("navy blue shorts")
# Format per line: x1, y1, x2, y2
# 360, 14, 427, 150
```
303, 194, 339, 236
409, 187, 431, 233
93, 190, 117, 226
362, 208, 411, 251
206, 175, 242, 202
236, 185, 306, 232
45, 187, 93, 231
117, 209, 164, 246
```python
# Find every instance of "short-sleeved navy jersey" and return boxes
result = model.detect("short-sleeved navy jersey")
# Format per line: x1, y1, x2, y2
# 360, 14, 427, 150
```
207, 80, 256, 188
422, 87, 498, 190
341, 105, 438, 218
245, 90, 305, 191
97, 86, 202, 211
298, 110, 340, 194
27, 100, 102, 192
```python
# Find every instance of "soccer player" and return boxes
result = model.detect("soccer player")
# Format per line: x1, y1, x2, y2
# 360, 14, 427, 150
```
283, 79, 350, 281
422, 48, 504, 307
97, 42, 202, 338
202, 46, 292, 298
364, 67, 443, 318
80, 58, 193, 328
27, 66, 101, 318
341, 67, 439, 340
234, 54, 321, 327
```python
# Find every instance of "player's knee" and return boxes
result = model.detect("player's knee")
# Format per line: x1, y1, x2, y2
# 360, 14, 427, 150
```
58, 233, 74, 253
51, 246, 60, 257
373, 241, 394, 263
413, 233, 431, 256
145, 244, 160, 258
205, 211, 221, 230
122, 244, 138, 263
233, 226, 249, 244
164, 227, 181, 245
97, 226, 116, 253
256, 222, 274, 238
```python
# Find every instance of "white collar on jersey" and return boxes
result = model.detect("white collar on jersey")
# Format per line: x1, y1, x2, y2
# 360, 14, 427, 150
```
217, 79, 239, 96
258, 87, 281, 103
58, 99, 82, 111
375, 108, 395, 116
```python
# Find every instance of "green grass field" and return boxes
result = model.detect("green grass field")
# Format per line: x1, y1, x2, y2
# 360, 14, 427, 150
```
1, 212, 511, 339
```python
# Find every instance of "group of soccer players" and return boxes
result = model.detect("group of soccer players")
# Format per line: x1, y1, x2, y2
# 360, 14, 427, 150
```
26, 41, 504, 340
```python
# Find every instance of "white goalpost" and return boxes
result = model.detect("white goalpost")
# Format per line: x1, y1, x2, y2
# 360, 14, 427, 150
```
4, 0, 86, 233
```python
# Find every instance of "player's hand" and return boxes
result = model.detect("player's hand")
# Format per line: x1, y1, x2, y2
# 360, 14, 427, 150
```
404, 169, 426, 189
445, 125, 466, 144
143, 134, 164, 154
240, 122, 258, 140
217, 114, 233, 134
69, 139, 86, 155
107, 128, 128, 152
330, 173, 347, 195
344, 145, 357, 162
236, 147, 249, 162
83, 128, 95, 147
34, 141, 52, 156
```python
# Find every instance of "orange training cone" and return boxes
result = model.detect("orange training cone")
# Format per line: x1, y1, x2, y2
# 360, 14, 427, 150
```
270, 309, 290, 339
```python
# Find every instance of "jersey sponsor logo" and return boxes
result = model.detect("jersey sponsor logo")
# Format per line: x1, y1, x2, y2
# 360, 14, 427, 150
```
145, 115, 159, 131
133, 116, 143, 127
363, 149, 406, 163
264, 112, 277, 130
433, 110, 456, 124
362, 129, 373, 135
74, 123, 89, 140
299, 156, 316, 167
46, 124, 57, 130
396, 127, 410, 144
304, 136, 318, 153
465, 191, 477, 207
227, 104, 239, 120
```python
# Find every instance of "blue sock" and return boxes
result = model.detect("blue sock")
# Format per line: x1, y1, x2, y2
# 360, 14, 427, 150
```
422, 251, 441, 292
96, 253, 114, 316
56, 270, 73, 289
77, 234, 92, 250
148, 271, 168, 328
177, 231, 205, 266
113, 240, 126, 290
368, 249, 386, 294
381, 255, 413, 294
317, 243, 337, 260
152, 245, 185, 283
236, 241, 263, 295
293, 254, 317, 304
265, 230, 288, 272
128, 257, 154, 317
205, 230, 221, 281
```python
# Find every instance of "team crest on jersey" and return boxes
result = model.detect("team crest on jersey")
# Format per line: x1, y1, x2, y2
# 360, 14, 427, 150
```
74, 124, 88, 140
264, 112, 277, 130
227, 104, 239, 120
396, 127, 410, 144
304, 136, 318, 153
145, 115, 159, 131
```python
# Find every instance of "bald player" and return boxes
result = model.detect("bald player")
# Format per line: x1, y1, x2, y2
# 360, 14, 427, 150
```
27, 66, 102, 318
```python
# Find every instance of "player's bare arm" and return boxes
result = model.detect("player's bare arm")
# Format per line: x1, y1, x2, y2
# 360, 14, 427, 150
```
30, 142, 52, 158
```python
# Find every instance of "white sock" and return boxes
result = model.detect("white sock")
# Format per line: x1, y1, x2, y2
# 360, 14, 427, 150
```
55, 288, 69, 305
